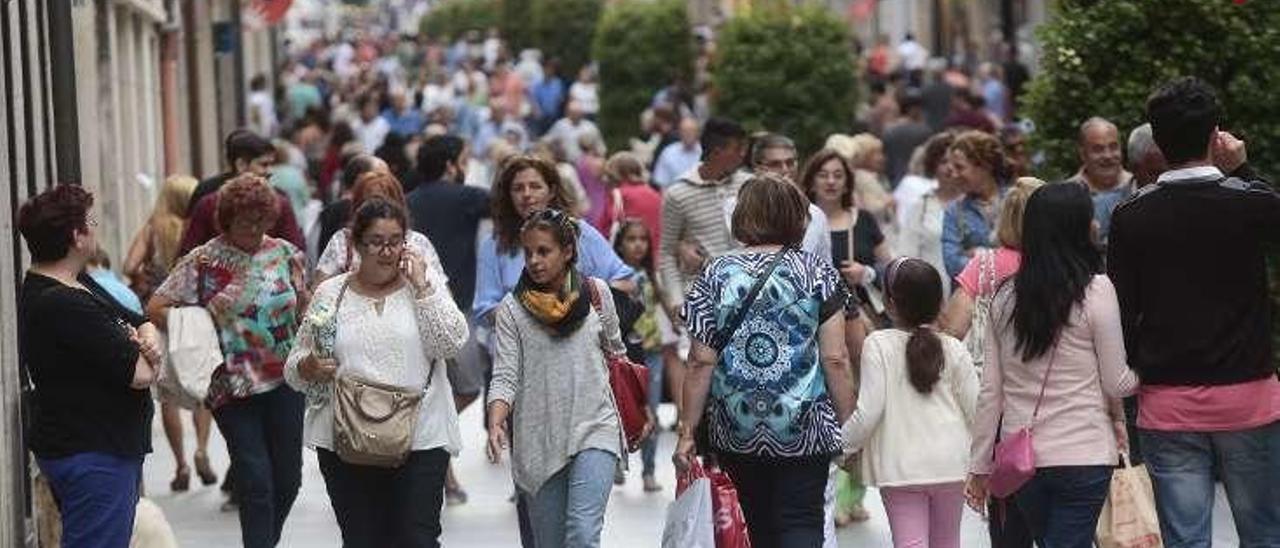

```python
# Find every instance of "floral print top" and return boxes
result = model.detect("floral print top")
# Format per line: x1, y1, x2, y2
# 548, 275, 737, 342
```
156, 236, 307, 408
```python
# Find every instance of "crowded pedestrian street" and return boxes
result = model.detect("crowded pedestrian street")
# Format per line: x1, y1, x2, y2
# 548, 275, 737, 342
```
4, 1, 1280, 547
141, 404, 1247, 547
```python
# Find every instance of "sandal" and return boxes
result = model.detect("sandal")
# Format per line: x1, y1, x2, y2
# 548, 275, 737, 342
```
194, 452, 218, 486
170, 466, 190, 493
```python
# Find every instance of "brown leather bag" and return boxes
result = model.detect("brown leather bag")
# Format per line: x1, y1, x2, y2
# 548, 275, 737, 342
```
329, 280, 435, 468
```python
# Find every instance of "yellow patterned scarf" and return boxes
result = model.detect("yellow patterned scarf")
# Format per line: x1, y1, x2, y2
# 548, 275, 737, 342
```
515, 269, 589, 337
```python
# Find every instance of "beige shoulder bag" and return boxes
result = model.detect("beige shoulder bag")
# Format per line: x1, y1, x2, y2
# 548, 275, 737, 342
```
331, 280, 435, 468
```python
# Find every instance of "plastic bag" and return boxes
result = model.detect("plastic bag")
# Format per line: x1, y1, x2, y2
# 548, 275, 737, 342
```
1096, 454, 1163, 548
707, 462, 753, 548
662, 462, 715, 548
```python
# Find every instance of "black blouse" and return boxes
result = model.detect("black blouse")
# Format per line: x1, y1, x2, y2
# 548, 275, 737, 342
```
18, 272, 153, 459
829, 209, 885, 268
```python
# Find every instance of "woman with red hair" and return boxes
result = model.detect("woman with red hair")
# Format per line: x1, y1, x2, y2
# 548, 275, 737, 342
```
313, 170, 447, 288
147, 174, 309, 548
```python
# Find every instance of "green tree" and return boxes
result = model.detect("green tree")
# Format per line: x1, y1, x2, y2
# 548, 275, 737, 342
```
593, 0, 695, 150
419, 0, 500, 42
501, 0, 534, 52
1023, 0, 1280, 365
712, 6, 859, 155
1021, 0, 1280, 179
529, 0, 603, 80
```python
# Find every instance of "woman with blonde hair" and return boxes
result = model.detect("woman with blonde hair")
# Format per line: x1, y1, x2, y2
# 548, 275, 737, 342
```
123, 174, 218, 493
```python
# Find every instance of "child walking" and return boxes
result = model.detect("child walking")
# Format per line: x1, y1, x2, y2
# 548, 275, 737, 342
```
842, 257, 979, 548
613, 219, 667, 492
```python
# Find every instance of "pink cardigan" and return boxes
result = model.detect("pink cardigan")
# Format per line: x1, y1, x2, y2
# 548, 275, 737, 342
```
970, 275, 1139, 474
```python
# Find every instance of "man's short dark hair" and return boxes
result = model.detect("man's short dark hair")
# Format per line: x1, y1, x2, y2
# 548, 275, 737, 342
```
1146, 77, 1220, 166
417, 134, 467, 182
225, 129, 274, 167
700, 117, 746, 161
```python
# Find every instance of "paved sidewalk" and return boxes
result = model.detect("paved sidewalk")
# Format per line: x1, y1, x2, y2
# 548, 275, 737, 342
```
142, 403, 1239, 547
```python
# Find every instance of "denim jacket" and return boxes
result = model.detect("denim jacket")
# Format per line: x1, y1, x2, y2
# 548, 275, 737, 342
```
941, 193, 1001, 279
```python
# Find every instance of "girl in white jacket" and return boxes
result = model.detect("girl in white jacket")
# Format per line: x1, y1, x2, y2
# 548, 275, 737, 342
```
843, 257, 979, 548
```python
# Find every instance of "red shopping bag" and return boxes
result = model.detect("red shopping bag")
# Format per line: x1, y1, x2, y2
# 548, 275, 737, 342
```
706, 463, 752, 548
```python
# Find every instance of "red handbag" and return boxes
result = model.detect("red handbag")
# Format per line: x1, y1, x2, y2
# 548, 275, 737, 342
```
587, 281, 651, 452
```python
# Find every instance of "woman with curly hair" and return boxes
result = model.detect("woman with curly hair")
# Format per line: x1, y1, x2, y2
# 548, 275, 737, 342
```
940, 130, 1013, 279
148, 174, 309, 548
472, 155, 634, 332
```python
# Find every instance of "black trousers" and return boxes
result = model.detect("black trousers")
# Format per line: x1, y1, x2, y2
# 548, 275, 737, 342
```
718, 453, 829, 548
318, 448, 450, 548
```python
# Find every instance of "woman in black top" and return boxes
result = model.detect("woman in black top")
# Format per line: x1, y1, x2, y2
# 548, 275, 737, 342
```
802, 149, 894, 310
17, 184, 162, 547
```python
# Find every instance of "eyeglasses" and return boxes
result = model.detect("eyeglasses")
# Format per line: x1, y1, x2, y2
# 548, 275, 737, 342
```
361, 237, 406, 253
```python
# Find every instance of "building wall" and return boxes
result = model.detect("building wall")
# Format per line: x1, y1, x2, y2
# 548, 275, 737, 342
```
0, 1, 63, 545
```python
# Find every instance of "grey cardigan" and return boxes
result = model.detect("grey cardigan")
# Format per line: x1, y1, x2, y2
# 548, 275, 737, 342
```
488, 277, 626, 495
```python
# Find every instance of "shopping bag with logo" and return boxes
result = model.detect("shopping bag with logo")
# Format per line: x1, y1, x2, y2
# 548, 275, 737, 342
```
707, 462, 753, 548
1096, 453, 1163, 548
662, 460, 715, 548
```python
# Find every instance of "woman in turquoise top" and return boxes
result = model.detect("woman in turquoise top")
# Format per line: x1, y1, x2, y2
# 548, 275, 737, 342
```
675, 175, 856, 548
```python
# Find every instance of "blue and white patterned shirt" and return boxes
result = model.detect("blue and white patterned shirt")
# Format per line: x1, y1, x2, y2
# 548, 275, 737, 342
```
682, 248, 847, 458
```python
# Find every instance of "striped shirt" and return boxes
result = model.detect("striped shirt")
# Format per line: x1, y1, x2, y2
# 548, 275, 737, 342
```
659, 165, 744, 306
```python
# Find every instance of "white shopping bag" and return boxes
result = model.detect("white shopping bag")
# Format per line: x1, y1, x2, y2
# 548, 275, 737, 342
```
662, 475, 715, 548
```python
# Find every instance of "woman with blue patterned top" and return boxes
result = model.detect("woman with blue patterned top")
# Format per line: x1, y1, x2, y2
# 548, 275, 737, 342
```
674, 174, 857, 548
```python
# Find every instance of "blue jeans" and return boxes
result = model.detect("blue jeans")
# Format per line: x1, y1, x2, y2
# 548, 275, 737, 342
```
38, 452, 142, 548
638, 351, 664, 476
1013, 465, 1112, 548
525, 449, 617, 548
1140, 421, 1280, 548
213, 385, 305, 548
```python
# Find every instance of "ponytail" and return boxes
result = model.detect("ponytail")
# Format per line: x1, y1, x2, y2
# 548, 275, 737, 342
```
885, 257, 947, 394
905, 326, 944, 394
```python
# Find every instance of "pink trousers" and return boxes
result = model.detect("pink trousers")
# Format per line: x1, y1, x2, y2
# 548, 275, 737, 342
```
879, 481, 965, 548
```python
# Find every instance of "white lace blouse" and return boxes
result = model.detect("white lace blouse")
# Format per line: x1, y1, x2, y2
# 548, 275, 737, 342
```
285, 273, 470, 454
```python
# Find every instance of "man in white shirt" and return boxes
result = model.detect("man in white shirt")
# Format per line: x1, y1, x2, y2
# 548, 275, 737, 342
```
749, 133, 832, 263
351, 96, 391, 154
247, 74, 278, 138
543, 101, 600, 163
896, 33, 929, 74
653, 117, 702, 189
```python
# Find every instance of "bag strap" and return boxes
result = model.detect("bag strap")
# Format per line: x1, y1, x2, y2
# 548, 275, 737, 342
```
585, 279, 619, 359
333, 276, 436, 395
710, 247, 789, 352
1029, 346, 1058, 422
846, 208, 857, 265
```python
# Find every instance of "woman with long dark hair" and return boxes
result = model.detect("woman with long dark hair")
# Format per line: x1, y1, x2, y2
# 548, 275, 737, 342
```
966, 183, 1139, 548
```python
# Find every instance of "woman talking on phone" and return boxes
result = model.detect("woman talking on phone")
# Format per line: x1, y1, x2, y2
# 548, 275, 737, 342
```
286, 197, 468, 547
